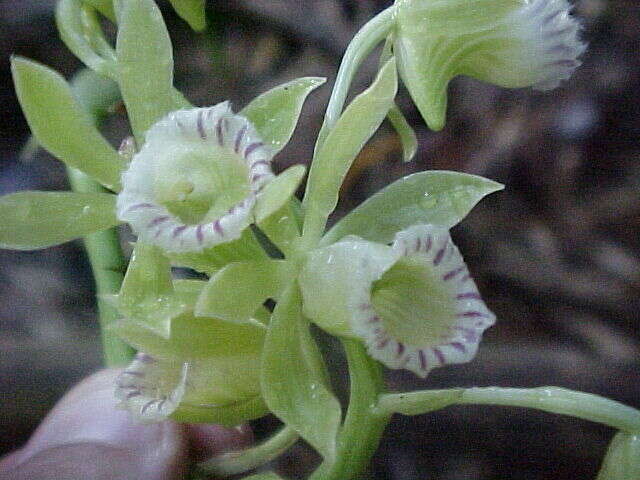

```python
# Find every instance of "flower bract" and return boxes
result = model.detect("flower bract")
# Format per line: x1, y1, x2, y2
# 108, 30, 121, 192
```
117, 102, 275, 252
299, 224, 495, 377
393, 0, 586, 130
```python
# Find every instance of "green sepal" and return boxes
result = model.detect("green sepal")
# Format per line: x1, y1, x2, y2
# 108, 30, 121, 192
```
195, 260, 292, 323
70, 69, 121, 122
379, 37, 417, 163
258, 201, 301, 257
261, 285, 341, 461
0, 191, 118, 250
168, 228, 269, 275
323, 170, 504, 245
171, 394, 268, 426
11, 57, 125, 191
255, 164, 306, 224
302, 58, 397, 243
55, 0, 117, 78
116, 0, 190, 143
117, 244, 187, 338
241, 77, 326, 155
168, 0, 206, 31
597, 432, 640, 480
83, 0, 116, 21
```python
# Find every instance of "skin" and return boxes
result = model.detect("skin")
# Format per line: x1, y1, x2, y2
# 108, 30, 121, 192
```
0, 369, 252, 480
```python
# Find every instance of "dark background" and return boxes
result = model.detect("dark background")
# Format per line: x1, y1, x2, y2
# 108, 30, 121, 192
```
1, 1, 639, 478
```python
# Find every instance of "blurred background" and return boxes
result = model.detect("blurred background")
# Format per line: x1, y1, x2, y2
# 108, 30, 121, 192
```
1, 0, 639, 478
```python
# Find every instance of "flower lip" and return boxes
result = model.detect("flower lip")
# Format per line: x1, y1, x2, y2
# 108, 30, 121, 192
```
117, 102, 275, 253
350, 224, 495, 378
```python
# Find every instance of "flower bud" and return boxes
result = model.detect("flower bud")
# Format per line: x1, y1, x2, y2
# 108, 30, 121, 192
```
393, 0, 586, 130
299, 224, 495, 377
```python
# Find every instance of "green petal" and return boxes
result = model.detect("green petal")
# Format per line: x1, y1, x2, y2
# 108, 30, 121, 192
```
597, 432, 640, 480
261, 286, 341, 461
11, 57, 125, 191
241, 77, 326, 155
323, 170, 504, 245
0, 191, 118, 250
255, 164, 306, 224
83, 0, 116, 21
116, 0, 189, 142
302, 58, 397, 243
55, 0, 117, 78
388, 103, 418, 163
168, 0, 206, 31
171, 394, 268, 426
195, 260, 292, 323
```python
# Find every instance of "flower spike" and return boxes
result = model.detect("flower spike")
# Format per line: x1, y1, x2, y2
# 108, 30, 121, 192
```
394, 0, 586, 130
117, 102, 275, 252
299, 225, 495, 377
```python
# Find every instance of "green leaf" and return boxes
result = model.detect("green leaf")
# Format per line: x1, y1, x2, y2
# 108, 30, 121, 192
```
241, 77, 326, 155
168, 228, 269, 275
169, 0, 206, 31
302, 59, 397, 244
0, 191, 118, 250
11, 57, 125, 191
388, 104, 418, 163
56, 0, 117, 78
323, 170, 504, 245
83, 0, 116, 21
116, 0, 189, 143
195, 260, 292, 323
261, 285, 341, 461
255, 165, 306, 224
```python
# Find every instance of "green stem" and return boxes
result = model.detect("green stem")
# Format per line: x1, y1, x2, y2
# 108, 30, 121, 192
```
67, 167, 134, 367
197, 426, 299, 477
377, 386, 640, 433
313, 5, 396, 157
310, 340, 390, 480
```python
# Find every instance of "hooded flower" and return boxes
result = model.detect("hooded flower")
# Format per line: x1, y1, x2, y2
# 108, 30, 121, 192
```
393, 0, 586, 130
117, 102, 275, 252
299, 224, 495, 377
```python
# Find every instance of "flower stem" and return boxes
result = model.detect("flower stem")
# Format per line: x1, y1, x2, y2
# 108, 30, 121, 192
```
197, 426, 299, 477
314, 5, 396, 155
67, 167, 134, 367
310, 340, 390, 480
377, 386, 640, 433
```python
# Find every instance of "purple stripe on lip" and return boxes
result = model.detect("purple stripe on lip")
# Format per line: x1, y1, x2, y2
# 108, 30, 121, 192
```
457, 311, 487, 318
250, 160, 270, 170
450, 342, 467, 353
234, 124, 247, 153
396, 342, 405, 357
418, 350, 428, 370
148, 216, 170, 228
213, 219, 224, 236
433, 347, 446, 365
456, 292, 481, 300
128, 202, 155, 212
172, 225, 188, 238
443, 266, 465, 281
433, 243, 447, 265
196, 224, 204, 244
424, 235, 432, 252
245, 142, 264, 157
216, 117, 224, 146
197, 110, 206, 139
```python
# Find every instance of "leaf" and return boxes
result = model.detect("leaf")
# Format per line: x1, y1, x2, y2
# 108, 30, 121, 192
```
255, 164, 306, 224
11, 57, 125, 191
169, 0, 206, 31
302, 59, 397, 242
241, 77, 326, 155
116, 0, 189, 143
0, 191, 118, 250
195, 260, 292, 323
388, 103, 418, 163
261, 285, 341, 461
323, 170, 504, 245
